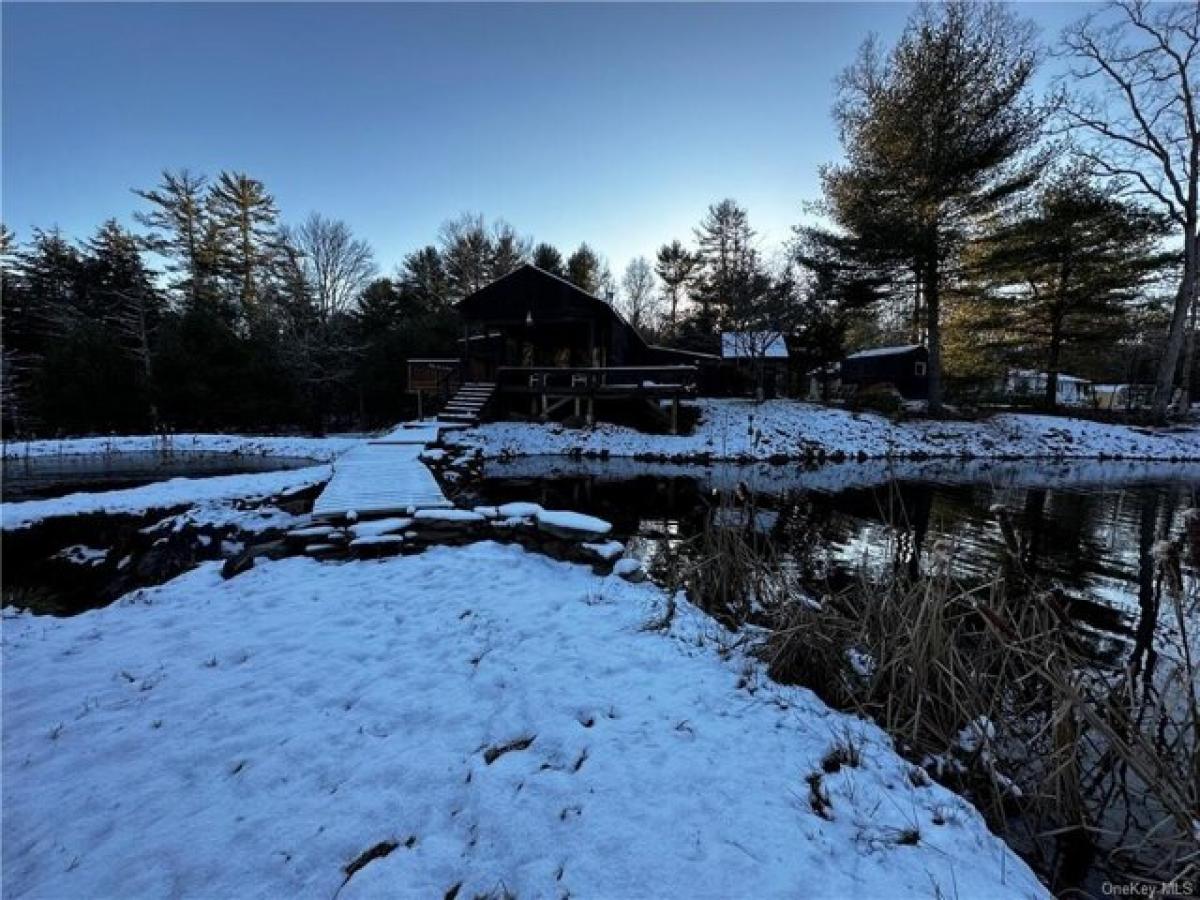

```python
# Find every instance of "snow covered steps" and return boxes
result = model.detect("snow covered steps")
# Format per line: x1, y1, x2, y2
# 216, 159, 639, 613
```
437, 382, 496, 425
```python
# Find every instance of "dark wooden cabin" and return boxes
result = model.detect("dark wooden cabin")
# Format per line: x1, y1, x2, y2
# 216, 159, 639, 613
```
423, 264, 720, 431
840, 344, 929, 400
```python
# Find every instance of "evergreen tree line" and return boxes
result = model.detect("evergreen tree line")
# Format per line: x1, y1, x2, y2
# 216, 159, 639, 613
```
0, 181, 626, 437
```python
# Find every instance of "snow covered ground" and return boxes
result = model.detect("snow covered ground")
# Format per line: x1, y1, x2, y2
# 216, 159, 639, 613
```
483, 455, 1200, 497
447, 399, 1200, 462
1, 543, 1048, 899
1, 433, 360, 462
1, 465, 333, 531
1, 431, 366, 531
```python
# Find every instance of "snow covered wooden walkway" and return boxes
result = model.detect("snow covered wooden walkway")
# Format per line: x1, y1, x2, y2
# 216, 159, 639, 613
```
311, 422, 453, 519
371, 421, 446, 445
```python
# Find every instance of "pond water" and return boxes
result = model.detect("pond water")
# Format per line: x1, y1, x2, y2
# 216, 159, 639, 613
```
1, 452, 321, 502
467, 457, 1200, 638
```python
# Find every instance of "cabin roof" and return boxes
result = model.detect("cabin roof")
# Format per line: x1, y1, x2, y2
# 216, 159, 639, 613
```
720, 331, 788, 360
844, 344, 925, 360
459, 264, 624, 326
650, 345, 721, 363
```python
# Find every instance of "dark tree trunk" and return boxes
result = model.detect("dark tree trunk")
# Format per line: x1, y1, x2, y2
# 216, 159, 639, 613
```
1175, 281, 1197, 414
922, 245, 942, 415
911, 264, 924, 346
1153, 228, 1197, 422
1046, 312, 1064, 411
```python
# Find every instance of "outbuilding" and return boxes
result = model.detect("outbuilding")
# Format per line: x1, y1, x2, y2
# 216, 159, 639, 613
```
840, 344, 929, 400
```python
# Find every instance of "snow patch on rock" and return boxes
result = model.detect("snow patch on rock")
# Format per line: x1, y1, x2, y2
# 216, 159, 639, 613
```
535, 509, 612, 538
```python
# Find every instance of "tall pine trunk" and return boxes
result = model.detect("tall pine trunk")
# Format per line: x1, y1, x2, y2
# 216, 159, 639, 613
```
922, 238, 942, 415
1046, 269, 1069, 412
1045, 334, 1061, 412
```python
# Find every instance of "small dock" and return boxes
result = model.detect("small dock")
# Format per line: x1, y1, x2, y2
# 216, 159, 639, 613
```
312, 422, 453, 520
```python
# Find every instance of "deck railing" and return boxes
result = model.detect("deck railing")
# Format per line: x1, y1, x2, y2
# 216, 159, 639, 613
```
495, 365, 697, 394
407, 358, 461, 393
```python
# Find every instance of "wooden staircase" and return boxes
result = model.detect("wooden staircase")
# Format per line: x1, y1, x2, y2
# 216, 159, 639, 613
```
437, 382, 496, 426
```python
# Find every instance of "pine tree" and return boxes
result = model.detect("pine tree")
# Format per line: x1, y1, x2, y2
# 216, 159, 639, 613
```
693, 201, 754, 313
9, 225, 165, 432
691, 200, 779, 345
207, 171, 279, 317
134, 169, 219, 309
488, 221, 530, 280
14, 227, 81, 328
1, 224, 35, 433
440, 213, 494, 301
7, 230, 84, 430
400, 246, 450, 310
566, 243, 602, 294
970, 169, 1171, 408
823, 2, 1042, 412
81, 219, 166, 426
654, 240, 699, 333
532, 243, 565, 276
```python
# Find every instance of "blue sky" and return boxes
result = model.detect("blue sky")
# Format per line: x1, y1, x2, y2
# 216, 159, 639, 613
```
3, 2, 1091, 276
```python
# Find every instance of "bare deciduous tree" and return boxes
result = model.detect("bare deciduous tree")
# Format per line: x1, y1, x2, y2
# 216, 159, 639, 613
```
285, 213, 377, 321
274, 215, 376, 434
619, 256, 660, 334
1058, 0, 1200, 419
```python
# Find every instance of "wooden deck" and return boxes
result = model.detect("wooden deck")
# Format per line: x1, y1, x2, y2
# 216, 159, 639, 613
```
495, 365, 696, 432
312, 422, 452, 519
495, 365, 696, 397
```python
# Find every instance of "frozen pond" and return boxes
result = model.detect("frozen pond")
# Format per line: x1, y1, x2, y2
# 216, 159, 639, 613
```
2, 451, 321, 501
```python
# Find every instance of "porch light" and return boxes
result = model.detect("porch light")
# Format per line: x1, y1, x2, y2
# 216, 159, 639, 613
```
525, 309, 533, 327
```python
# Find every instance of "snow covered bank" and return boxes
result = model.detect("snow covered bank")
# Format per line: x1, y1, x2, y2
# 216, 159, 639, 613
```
1, 433, 360, 462
447, 399, 1200, 462
2, 543, 1047, 899
483, 455, 1200, 497
1, 465, 331, 531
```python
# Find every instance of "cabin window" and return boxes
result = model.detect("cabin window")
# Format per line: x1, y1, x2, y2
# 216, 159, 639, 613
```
914, 361, 927, 376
